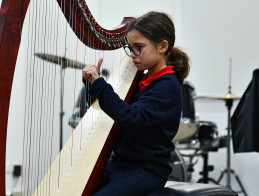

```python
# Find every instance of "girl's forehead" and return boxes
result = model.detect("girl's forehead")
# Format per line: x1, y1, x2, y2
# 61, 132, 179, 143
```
127, 29, 150, 44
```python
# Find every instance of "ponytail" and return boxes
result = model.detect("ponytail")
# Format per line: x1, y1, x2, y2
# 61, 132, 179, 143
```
166, 47, 190, 85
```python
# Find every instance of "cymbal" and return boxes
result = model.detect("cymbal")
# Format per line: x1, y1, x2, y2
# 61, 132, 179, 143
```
35, 53, 85, 69
197, 92, 241, 100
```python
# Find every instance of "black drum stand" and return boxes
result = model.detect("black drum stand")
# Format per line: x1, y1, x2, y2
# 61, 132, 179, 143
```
175, 139, 219, 185
197, 149, 218, 184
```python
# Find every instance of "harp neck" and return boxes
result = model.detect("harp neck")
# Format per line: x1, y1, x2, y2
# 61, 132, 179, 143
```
56, 0, 133, 50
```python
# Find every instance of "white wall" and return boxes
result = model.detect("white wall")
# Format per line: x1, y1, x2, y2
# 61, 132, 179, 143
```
5, 0, 259, 195
180, 0, 259, 96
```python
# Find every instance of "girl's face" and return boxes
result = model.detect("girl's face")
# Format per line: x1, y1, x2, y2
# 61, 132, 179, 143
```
127, 29, 167, 77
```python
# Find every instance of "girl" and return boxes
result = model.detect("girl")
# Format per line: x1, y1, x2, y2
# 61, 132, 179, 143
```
82, 11, 190, 196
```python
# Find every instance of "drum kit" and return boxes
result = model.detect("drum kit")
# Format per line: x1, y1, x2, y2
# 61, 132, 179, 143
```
169, 81, 247, 196
168, 81, 237, 183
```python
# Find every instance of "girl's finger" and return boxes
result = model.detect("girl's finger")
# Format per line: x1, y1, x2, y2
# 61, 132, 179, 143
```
97, 58, 103, 74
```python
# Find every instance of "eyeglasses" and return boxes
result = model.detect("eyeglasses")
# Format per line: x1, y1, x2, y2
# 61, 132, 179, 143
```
123, 43, 153, 56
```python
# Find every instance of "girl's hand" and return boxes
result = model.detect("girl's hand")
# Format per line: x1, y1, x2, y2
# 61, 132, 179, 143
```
82, 58, 103, 83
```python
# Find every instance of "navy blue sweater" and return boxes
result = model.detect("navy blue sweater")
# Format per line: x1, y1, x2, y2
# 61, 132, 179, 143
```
88, 72, 182, 180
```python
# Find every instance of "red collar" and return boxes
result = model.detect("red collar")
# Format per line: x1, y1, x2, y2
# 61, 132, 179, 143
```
138, 66, 175, 92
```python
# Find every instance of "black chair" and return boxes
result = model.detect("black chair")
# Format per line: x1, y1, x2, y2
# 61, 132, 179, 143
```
148, 181, 238, 196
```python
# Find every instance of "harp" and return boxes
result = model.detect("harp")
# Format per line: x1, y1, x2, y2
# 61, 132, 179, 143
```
0, 0, 142, 195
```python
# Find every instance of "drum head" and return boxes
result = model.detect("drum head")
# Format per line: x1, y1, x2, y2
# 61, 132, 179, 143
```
173, 120, 197, 141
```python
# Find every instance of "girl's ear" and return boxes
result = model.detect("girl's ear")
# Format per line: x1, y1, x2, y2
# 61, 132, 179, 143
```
159, 40, 169, 54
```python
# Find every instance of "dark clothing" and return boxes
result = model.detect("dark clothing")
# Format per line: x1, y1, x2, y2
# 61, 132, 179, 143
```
231, 69, 259, 153
93, 159, 166, 196
89, 69, 182, 178
86, 67, 182, 195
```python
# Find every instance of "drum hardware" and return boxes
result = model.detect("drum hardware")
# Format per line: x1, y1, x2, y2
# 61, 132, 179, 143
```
35, 53, 85, 151
197, 92, 241, 101
196, 121, 219, 184
168, 149, 188, 182
177, 150, 200, 182
197, 151, 218, 184
181, 150, 218, 184
216, 93, 248, 196
196, 95, 247, 195
35, 53, 86, 69
197, 60, 248, 196
176, 146, 219, 185
175, 120, 221, 185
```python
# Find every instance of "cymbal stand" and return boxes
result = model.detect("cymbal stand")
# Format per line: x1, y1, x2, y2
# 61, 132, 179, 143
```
217, 59, 248, 195
59, 58, 65, 151
35, 51, 77, 151
217, 97, 248, 196
216, 97, 232, 187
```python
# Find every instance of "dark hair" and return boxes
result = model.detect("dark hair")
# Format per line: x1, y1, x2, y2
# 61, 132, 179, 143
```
127, 11, 190, 85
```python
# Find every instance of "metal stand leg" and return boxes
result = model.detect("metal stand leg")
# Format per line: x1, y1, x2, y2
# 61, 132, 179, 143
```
217, 169, 248, 196
235, 173, 248, 196
217, 97, 248, 196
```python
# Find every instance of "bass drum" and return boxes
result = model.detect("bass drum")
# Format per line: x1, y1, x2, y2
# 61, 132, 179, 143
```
168, 149, 188, 182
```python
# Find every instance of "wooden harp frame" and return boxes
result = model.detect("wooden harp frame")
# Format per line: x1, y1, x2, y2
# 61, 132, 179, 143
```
0, 0, 141, 195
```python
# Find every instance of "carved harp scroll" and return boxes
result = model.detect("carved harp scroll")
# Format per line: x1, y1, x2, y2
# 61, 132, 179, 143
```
57, 0, 132, 50
0, 0, 141, 195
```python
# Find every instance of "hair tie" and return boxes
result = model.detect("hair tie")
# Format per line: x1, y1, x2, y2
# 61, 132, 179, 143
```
171, 47, 175, 53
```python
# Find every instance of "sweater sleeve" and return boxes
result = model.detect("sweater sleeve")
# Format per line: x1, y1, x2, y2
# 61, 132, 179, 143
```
89, 77, 182, 128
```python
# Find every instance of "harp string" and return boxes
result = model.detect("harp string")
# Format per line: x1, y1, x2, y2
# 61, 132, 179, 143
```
25, 0, 38, 193
21, 0, 31, 193
21, 0, 58, 194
